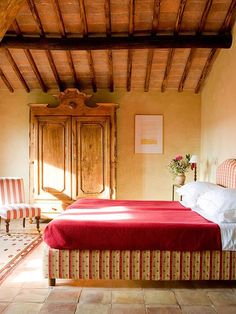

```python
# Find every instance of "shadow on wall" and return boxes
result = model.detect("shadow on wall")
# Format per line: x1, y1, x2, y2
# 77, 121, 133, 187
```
202, 158, 219, 182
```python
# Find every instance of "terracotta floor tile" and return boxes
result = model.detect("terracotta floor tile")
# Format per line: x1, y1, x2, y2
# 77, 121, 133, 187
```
0, 303, 8, 313
112, 291, 144, 304
75, 303, 111, 313
181, 305, 216, 313
39, 302, 77, 313
144, 290, 177, 305
146, 305, 181, 313
79, 289, 111, 304
0, 287, 21, 302
207, 291, 236, 306
111, 304, 146, 314
13, 288, 50, 303
174, 290, 212, 305
215, 305, 236, 313
3, 302, 43, 314
46, 288, 81, 303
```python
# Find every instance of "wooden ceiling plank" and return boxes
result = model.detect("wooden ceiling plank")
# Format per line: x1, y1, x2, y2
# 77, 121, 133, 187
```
45, 50, 63, 91
161, 0, 187, 92
179, 0, 213, 91
144, 49, 154, 92
1, 34, 231, 50
66, 51, 80, 88
197, 0, 213, 35
27, 0, 44, 36
195, 0, 236, 93
4, 48, 30, 92
24, 49, 47, 92
151, 0, 161, 35
129, 0, 135, 36
0, 0, 25, 41
105, 0, 112, 36
79, 0, 88, 36
127, 0, 135, 92
0, 67, 14, 92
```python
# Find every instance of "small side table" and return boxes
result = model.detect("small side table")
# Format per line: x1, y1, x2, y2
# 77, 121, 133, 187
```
172, 184, 183, 201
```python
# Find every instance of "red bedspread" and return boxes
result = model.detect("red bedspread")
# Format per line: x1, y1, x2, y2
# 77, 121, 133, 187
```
43, 199, 222, 251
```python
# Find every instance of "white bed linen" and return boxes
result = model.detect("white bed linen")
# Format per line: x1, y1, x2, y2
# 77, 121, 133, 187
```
192, 206, 236, 251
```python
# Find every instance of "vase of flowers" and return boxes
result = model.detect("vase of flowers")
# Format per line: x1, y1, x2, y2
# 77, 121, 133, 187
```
168, 154, 191, 185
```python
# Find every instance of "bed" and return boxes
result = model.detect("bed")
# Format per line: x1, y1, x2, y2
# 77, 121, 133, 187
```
43, 159, 236, 286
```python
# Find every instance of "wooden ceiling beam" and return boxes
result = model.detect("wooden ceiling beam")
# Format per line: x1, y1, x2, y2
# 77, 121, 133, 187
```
24, 49, 47, 92
195, 0, 236, 93
129, 0, 135, 36
161, 0, 187, 92
0, 34, 231, 50
4, 48, 30, 92
79, 0, 97, 92
12, 19, 22, 36
45, 50, 63, 91
179, 0, 213, 91
0, 67, 14, 92
105, 0, 114, 92
151, 0, 161, 35
26, 0, 44, 36
0, 0, 25, 41
52, 0, 80, 89
144, 49, 154, 92
127, 49, 133, 92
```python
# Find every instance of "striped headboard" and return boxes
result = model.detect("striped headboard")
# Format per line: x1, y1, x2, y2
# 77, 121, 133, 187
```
216, 159, 236, 188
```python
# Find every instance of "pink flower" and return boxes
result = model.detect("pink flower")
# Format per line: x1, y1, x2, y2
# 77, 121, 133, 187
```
174, 155, 183, 161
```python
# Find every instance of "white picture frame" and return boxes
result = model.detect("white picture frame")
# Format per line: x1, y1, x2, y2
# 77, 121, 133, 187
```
135, 115, 163, 154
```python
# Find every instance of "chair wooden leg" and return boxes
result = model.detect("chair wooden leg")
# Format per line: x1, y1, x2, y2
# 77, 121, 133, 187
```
29, 218, 33, 224
49, 278, 56, 286
5, 219, 10, 235
35, 216, 40, 233
23, 218, 26, 228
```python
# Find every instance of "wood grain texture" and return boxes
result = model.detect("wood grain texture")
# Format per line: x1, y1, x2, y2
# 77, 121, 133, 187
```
0, 0, 25, 40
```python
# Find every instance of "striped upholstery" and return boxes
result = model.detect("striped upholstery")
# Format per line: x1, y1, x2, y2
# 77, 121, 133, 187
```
0, 177, 41, 232
216, 159, 236, 188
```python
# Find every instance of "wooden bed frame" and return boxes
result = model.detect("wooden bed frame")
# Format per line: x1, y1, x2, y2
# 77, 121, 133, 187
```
43, 159, 236, 286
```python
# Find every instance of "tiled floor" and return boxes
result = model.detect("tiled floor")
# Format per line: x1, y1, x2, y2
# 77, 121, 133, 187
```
1, 221, 236, 313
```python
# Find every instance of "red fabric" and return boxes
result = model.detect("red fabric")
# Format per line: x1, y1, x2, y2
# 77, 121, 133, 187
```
44, 199, 222, 251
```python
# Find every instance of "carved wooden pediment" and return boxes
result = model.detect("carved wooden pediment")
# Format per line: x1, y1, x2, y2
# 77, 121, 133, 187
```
55, 88, 92, 109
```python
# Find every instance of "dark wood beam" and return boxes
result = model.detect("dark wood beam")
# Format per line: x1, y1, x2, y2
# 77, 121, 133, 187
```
151, 0, 161, 35
0, 34, 231, 50
105, 0, 112, 36
161, 48, 174, 92
129, 0, 135, 36
0, 67, 14, 92
179, 0, 213, 91
174, 0, 187, 34
195, 48, 217, 93
108, 50, 114, 92
195, 0, 236, 93
105, 0, 114, 92
52, 0, 79, 88
0, 0, 25, 40
24, 49, 47, 92
4, 48, 30, 92
79, 0, 88, 36
45, 50, 63, 91
197, 0, 213, 35
144, 49, 154, 92
26, 0, 44, 36
127, 49, 133, 91
178, 48, 195, 92
12, 19, 21, 36
87, 50, 97, 92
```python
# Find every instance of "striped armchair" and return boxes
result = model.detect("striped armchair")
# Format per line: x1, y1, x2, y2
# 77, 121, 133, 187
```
0, 177, 41, 234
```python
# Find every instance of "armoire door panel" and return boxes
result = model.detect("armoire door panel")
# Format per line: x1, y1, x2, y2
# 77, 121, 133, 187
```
36, 116, 72, 201
72, 117, 110, 199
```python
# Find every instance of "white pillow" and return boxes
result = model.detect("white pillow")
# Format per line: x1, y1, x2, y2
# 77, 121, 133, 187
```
197, 188, 236, 215
176, 181, 221, 207
217, 210, 236, 223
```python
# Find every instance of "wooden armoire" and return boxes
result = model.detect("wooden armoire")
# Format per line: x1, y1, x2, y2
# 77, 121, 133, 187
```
29, 89, 118, 218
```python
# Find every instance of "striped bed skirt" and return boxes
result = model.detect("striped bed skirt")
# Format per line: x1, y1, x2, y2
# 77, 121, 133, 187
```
43, 245, 236, 281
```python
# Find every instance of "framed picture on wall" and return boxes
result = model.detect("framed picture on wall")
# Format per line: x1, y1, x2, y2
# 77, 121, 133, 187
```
135, 115, 163, 154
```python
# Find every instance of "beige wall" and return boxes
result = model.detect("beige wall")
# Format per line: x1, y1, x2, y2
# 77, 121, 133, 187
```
200, 25, 236, 182
0, 89, 200, 201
